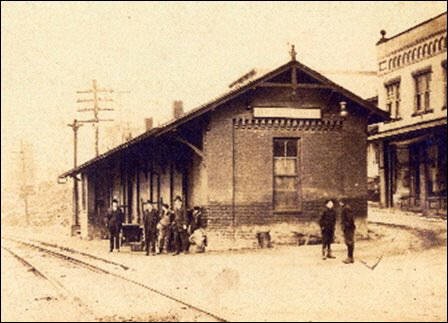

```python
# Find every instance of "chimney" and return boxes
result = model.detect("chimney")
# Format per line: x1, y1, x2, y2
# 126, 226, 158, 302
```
145, 118, 153, 131
173, 100, 184, 119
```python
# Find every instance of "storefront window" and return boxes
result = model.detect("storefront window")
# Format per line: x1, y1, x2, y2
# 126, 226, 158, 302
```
438, 141, 447, 195
427, 139, 447, 196
427, 143, 437, 195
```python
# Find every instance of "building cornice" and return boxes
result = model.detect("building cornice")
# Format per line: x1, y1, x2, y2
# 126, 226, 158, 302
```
378, 29, 446, 60
376, 11, 447, 45
378, 31, 446, 75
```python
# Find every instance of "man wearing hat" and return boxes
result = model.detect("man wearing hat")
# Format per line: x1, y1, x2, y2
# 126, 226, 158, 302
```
142, 200, 159, 256
319, 199, 336, 260
339, 199, 356, 264
172, 195, 189, 255
106, 198, 124, 252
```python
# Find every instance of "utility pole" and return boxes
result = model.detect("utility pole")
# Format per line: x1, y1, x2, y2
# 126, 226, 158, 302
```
14, 140, 34, 225
76, 80, 114, 156
67, 119, 83, 167
20, 141, 29, 225
67, 119, 83, 230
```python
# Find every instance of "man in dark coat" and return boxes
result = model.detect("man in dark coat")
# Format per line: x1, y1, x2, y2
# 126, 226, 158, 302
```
340, 199, 356, 264
319, 199, 336, 260
142, 200, 159, 256
172, 196, 189, 256
189, 206, 205, 234
106, 198, 124, 252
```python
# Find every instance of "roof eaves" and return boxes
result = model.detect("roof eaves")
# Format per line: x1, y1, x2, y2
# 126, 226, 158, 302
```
59, 59, 389, 178
59, 61, 295, 178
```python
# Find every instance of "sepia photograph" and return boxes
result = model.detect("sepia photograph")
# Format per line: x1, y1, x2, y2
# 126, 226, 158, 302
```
1, 1, 447, 322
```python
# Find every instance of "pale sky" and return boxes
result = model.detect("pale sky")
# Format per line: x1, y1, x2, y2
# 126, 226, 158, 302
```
1, 1, 446, 188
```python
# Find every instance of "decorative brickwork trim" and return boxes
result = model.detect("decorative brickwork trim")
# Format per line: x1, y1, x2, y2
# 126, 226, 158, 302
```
233, 118, 343, 131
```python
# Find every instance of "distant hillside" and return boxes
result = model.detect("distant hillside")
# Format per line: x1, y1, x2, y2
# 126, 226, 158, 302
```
1, 180, 72, 227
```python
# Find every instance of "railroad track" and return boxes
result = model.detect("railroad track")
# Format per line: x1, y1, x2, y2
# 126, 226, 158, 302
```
2, 236, 228, 322
30, 239, 130, 270
1, 244, 95, 318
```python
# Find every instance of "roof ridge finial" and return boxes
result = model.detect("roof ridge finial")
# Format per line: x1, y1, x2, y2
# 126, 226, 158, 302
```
289, 44, 297, 61
376, 30, 388, 45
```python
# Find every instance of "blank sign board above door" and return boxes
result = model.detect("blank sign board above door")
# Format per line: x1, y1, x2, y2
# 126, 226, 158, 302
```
253, 107, 321, 119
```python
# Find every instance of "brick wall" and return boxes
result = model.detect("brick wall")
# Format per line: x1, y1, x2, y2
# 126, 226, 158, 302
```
202, 86, 369, 248
80, 80, 371, 248
203, 202, 367, 250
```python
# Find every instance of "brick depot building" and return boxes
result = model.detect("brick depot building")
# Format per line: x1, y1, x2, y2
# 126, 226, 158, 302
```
60, 54, 388, 248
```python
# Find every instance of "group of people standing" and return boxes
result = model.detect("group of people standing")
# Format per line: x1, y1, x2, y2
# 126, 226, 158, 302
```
142, 196, 207, 256
106, 196, 356, 261
319, 199, 356, 264
106, 196, 207, 255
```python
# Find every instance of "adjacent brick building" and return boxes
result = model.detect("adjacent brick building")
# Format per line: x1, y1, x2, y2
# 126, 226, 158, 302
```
368, 12, 447, 216
60, 52, 388, 248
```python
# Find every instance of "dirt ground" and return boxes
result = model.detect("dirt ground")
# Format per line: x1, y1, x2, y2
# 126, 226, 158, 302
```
1, 212, 447, 322
1, 249, 95, 322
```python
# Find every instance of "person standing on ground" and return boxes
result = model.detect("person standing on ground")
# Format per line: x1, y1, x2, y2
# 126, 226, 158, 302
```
107, 198, 124, 253
340, 199, 356, 264
172, 196, 189, 256
142, 200, 159, 256
157, 203, 172, 254
319, 199, 336, 260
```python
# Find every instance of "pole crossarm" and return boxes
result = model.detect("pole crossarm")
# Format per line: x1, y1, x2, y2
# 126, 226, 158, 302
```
77, 88, 113, 94
77, 108, 114, 112
75, 80, 119, 156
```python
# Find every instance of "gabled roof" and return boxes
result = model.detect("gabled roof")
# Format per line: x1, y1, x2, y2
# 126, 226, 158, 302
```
319, 70, 378, 99
59, 59, 389, 178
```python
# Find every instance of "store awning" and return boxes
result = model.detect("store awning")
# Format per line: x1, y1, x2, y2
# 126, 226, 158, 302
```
368, 117, 447, 141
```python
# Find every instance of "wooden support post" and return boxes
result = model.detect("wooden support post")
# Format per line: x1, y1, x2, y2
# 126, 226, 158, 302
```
157, 172, 161, 208
378, 141, 387, 208
149, 160, 153, 202
136, 166, 140, 224
182, 165, 188, 209
170, 161, 174, 206
127, 168, 133, 223
73, 177, 80, 226
386, 144, 394, 208
419, 145, 428, 214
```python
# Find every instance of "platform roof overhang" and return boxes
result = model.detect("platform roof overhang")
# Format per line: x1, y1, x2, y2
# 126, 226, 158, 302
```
59, 59, 390, 179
